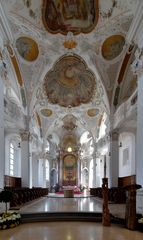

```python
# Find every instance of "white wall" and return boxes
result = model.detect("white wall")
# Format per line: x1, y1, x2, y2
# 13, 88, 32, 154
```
119, 132, 135, 177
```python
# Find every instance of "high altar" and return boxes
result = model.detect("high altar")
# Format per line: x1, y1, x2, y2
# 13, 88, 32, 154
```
58, 152, 81, 187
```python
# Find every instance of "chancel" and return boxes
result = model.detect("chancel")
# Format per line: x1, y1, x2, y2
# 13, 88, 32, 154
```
0, 0, 143, 238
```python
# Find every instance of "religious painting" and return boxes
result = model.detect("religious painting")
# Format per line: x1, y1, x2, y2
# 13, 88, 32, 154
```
44, 55, 96, 107
87, 108, 99, 117
42, 0, 99, 35
40, 108, 53, 117
62, 114, 77, 131
102, 35, 125, 60
63, 154, 77, 186
16, 37, 39, 61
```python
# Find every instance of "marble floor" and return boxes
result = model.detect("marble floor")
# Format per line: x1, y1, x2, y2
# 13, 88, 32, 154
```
0, 196, 142, 239
0, 221, 143, 240
19, 195, 126, 219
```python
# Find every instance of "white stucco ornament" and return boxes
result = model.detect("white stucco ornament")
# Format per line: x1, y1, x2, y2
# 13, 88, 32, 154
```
131, 48, 143, 75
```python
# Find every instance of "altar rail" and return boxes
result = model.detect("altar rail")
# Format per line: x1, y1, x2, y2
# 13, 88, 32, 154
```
90, 187, 126, 203
4, 187, 48, 208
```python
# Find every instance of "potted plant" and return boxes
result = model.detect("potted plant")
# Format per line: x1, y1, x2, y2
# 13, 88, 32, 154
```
0, 189, 15, 213
0, 189, 21, 230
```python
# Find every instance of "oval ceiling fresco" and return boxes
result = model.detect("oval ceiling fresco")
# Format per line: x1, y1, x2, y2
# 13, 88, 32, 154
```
44, 55, 96, 107
40, 108, 53, 117
102, 35, 125, 60
16, 37, 39, 61
42, 0, 99, 35
87, 108, 99, 117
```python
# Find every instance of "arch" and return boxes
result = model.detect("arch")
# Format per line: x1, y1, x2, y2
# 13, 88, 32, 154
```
119, 132, 135, 177
50, 168, 57, 189
81, 167, 89, 188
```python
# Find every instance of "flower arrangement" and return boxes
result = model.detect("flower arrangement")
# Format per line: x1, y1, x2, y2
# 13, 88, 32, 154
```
138, 215, 143, 232
0, 212, 21, 230
138, 216, 143, 224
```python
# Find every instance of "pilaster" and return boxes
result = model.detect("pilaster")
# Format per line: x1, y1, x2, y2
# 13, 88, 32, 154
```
20, 131, 30, 187
0, 75, 4, 188
132, 49, 143, 186
109, 131, 119, 187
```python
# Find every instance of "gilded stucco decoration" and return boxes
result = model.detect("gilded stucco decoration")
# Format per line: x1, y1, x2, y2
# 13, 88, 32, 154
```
44, 55, 96, 107
16, 37, 39, 61
102, 35, 125, 60
42, 0, 99, 35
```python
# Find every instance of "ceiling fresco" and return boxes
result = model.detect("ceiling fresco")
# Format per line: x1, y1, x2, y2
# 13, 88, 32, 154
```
62, 114, 77, 131
16, 36, 39, 61
1, 0, 138, 146
87, 108, 99, 117
61, 134, 78, 151
101, 35, 125, 61
40, 108, 53, 117
44, 55, 96, 107
42, 0, 99, 35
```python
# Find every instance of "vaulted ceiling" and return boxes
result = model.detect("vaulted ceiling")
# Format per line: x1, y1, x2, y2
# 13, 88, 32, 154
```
1, 0, 138, 148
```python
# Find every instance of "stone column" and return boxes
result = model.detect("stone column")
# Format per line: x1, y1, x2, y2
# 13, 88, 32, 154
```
132, 49, 143, 186
109, 131, 119, 187
20, 131, 30, 187
0, 75, 4, 189
29, 135, 33, 188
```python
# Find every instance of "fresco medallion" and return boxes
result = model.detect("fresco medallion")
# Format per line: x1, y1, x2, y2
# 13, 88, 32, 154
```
40, 108, 53, 117
87, 108, 99, 117
102, 35, 125, 60
16, 37, 39, 61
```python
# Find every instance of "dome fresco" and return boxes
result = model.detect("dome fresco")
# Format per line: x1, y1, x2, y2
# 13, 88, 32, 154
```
44, 55, 96, 107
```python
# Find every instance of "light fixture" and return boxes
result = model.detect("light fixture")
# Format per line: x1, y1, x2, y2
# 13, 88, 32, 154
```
18, 142, 21, 148
119, 142, 122, 148
67, 147, 72, 152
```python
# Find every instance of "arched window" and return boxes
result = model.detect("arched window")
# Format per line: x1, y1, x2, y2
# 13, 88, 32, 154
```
45, 159, 49, 181
9, 143, 15, 176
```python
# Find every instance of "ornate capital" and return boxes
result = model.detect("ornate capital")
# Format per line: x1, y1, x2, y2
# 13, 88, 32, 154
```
131, 48, 143, 76
20, 130, 30, 141
111, 131, 119, 141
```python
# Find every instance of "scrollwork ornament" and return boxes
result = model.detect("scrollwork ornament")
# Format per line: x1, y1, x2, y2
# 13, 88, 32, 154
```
0, 51, 8, 80
131, 48, 143, 76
